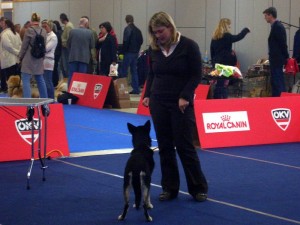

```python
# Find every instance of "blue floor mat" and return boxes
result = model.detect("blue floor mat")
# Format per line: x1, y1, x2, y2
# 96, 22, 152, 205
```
64, 105, 157, 152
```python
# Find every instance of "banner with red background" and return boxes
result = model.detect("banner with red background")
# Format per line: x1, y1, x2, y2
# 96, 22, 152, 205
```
69, 73, 112, 109
194, 95, 300, 148
0, 104, 69, 162
137, 84, 210, 116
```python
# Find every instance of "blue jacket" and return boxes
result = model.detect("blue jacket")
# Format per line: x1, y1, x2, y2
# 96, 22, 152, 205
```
268, 20, 289, 67
293, 29, 300, 62
122, 24, 143, 53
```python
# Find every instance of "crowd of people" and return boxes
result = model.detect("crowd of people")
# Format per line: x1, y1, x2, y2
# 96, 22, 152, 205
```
0, 7, 289, 100
0, 12, 144, 98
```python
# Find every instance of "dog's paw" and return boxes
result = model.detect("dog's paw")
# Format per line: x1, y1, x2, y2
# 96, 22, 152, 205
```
146, 215, 153, 222
118, 215, 125, 221
146, 203, 153, 209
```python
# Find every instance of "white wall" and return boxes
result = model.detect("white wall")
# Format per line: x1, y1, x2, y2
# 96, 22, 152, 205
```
12, 0, 300, 72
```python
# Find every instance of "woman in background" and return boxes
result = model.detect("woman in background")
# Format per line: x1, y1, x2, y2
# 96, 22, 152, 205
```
0, 19, 22, 92
42, 20, 58, 99
52, 20, 63, 87
19, 12, 47, 98
210, 18, 250, 99
97, 22, 117, 75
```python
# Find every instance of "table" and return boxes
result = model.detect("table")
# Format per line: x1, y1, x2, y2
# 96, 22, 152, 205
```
245, 70, 271, 97
201, 75, 244, 98
0, 98, 53, 189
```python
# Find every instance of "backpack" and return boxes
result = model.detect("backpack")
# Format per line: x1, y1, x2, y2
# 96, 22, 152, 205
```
30, 28, 46, 58
285, 57, 299, 76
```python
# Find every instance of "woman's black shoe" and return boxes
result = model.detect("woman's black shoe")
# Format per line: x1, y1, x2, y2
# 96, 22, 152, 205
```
193, 193, 207, 202
159, 192, 177, 201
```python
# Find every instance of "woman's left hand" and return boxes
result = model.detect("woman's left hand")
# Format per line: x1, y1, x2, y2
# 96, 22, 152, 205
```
179, 98, 189, 114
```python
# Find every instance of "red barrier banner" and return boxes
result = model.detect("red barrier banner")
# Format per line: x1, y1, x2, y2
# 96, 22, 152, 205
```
0, 104, 69, 162
137, 84, 210, 116
137, 82, 150, 116
69, 73, 112, 109
194, 96, 300, 148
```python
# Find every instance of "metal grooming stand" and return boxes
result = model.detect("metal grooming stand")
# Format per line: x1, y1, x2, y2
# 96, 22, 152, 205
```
0, 98, 53, 189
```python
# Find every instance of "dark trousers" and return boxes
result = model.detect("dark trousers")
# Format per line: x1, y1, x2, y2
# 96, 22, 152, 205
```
1, 64, 18, 91
213, 80, 228, 99
149, 97, 208, 196
53, 54, 61, 87
270, 64, 286, 97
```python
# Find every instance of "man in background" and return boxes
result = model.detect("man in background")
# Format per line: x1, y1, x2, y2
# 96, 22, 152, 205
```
67, 17, 94, 87
263, 7, 289, 97
60, 13, 74, 82
81, 16, 98, 74
121, 15, 143, 94
0, 17, 6, 93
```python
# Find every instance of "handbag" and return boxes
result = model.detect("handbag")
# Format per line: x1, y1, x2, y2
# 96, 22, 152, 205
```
57, 91, 79, 104
109, 63, 119, 77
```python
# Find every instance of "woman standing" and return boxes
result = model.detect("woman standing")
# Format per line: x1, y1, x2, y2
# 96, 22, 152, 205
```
97, 22, 117, 75
142, 12, 208, 202
42, 20, 58, 99
210, 18, 250, 99
19, 13, 47, 98
0, 19, 22, 92
52, 20, 63, 87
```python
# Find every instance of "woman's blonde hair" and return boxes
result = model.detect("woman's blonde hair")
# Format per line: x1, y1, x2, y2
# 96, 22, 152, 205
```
148, 11, 178, 50
31, 13, 40, 22
212, 18, 231, 40
42, 19, 54, 30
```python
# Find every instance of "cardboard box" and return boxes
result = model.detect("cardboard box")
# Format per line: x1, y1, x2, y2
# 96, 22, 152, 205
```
118, 99, 131, 108
113, 78, 130, 100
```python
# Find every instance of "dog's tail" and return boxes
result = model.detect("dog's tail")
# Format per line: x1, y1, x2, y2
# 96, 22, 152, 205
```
132, 172, 142, 210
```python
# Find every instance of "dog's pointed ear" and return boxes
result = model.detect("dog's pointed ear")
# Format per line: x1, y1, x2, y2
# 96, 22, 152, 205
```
127, 123, 136, 134
145, 120, 151, 132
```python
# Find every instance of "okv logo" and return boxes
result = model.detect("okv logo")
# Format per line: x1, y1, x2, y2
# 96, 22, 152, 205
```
271, 108, 291, 131
15, 118, 41, 145
94, 83, 103, 99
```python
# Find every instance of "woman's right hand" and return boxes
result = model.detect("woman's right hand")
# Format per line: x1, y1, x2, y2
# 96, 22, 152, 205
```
245, 27, 250, 33
142, 97, 149, 107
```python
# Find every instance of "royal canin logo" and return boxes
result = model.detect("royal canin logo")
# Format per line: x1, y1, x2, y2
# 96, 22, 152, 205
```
271, 108, 291, 131
203, 111, 250, 133
70, 81, 87, 96
15, 118, 41, 145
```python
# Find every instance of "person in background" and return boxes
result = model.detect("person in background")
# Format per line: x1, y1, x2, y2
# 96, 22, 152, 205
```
52, 20, 63, 87
142, 12, 208, 202
0, 17, 6, 33
14, 23, 21, 34
20, 20, 31, 41
81, 16, 98, 74
97, 21, 117, 76
210, 18, 250, 99
42, 20, 58, 99
67, 17, 95, 87
293, 28, 300, 63
263, 7, 289, 97
19, 12, 47, 98
121, 15, 143, 94
59, 13, 74, 82
0, 19, 22, 93
0, 17, 6, 93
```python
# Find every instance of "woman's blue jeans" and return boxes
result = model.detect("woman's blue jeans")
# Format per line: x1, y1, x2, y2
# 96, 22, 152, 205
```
21, 72, 48, 98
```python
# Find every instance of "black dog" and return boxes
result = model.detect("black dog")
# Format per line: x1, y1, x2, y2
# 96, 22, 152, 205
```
118, 120, 155, 222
